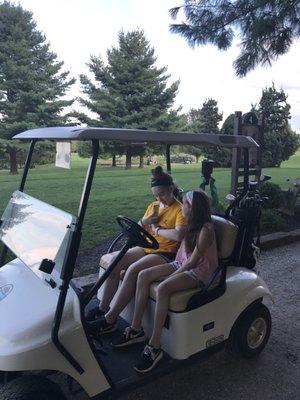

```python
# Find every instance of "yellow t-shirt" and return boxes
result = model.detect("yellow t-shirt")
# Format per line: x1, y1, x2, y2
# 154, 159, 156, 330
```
143, 199, 185, 254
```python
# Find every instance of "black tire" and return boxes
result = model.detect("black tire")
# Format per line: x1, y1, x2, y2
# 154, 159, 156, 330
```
0, 375, 67, 400
229, 303, 271, 358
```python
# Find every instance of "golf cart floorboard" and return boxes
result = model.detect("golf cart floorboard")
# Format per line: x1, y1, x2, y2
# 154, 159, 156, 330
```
92, 317, 226, 395
93, 317, 173, 389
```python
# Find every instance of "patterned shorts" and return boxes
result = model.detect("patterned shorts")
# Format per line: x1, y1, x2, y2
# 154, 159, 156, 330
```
170, 261, 205, 288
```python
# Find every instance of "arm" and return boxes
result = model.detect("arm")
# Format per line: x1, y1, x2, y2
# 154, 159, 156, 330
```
173, 225, 213, 274
139, 203, 159, 230
152, 203, 186, 242
140, 214, 159, 227
154, 225, 186, 242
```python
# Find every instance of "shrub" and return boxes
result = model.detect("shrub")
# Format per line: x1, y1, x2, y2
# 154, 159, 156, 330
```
212, 202, 226, 215
77, 141, 92, 158
259, 181, 282, 209
261, 209, 286, 232
170, 153, 195, 164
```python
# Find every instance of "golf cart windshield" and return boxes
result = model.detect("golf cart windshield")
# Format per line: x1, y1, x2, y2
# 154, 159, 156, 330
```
0, 191, 76, 276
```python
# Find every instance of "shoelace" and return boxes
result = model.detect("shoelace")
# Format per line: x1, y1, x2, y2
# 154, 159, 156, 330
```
143, 345, 153, 358
124, 326, 134, 339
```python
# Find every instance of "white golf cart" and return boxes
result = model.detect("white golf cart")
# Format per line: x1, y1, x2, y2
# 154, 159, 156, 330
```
0, 127, 273, 399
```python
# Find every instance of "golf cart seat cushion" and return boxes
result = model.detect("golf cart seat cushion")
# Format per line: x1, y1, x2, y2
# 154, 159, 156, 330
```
99, 251, 119, 269
149, 283, 200, 312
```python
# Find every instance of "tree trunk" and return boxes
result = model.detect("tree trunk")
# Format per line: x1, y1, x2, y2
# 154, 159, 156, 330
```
125, 147, 132, 169
112, 154, 116, 167
9, 148, 18, 175
196, 155, 200, 163
139, 155, 144, 168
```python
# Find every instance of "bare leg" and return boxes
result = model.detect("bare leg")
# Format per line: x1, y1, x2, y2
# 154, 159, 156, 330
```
99, 247, 145, 312
131, 264, 174, 331
105, 254, 167, 323
149, 273, 197, 349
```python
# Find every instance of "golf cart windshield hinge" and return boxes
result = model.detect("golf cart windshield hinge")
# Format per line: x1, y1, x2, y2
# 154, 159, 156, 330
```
39, 259, 55, 274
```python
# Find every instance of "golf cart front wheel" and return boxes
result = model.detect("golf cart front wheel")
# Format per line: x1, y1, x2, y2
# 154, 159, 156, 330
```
229, 303, 271, 358
0, 375, 67, 400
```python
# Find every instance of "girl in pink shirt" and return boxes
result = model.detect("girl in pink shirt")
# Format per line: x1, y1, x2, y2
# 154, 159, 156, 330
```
111, 189, 218, 373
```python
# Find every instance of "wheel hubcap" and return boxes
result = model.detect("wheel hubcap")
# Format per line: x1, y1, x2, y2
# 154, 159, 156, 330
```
247, 317, 267, 349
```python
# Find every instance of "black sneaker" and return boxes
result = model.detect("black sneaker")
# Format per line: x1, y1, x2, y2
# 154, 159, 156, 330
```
112, 327, 146, 348
88, 316, 117, 335
134, 345, 163, 373
85, 306, 107, 322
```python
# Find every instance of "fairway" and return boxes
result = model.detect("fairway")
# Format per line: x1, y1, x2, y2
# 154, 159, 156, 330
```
0, 150, 299, 253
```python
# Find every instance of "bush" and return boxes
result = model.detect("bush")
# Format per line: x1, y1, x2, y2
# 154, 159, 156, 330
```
259, 181, 282, 209
212, 202, 226, 215
170, 153, 195, 164
18, 142, 55, 167
261, 209, 286, 232
77, 141, 92, 158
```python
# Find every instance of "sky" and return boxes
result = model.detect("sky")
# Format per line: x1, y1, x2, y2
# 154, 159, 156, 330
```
10, 0, 300, 132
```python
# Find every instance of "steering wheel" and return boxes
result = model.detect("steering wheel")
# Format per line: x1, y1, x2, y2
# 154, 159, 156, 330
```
116, 215, 159, 250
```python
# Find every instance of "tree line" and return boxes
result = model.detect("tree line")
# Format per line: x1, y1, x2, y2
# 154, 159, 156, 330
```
0, 1, 299, 173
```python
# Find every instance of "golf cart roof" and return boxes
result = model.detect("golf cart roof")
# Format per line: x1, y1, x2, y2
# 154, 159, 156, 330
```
13, 126, 259, 148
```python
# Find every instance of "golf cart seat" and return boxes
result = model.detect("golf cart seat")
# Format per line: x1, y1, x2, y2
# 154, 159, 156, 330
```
99, 215, 237, 312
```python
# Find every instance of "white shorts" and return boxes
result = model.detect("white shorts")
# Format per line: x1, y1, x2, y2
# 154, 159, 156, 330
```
170, 261, 205, 288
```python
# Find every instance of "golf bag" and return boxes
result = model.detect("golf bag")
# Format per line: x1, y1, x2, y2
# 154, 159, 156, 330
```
228, 183, 262, 269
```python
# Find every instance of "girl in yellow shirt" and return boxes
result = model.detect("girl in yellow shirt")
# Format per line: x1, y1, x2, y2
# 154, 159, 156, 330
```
88, 166, 186, 334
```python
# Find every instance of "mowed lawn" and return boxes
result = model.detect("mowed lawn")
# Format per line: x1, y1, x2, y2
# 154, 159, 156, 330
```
0, 150, 299, 252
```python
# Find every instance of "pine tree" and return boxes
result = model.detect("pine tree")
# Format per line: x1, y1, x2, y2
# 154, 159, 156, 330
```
0, 1, 75, 174
258, 84, 299, 167
77, 30, 179, 168
170, 1, 300, 76
197, 99, 229, 166
182, 108, 204, 162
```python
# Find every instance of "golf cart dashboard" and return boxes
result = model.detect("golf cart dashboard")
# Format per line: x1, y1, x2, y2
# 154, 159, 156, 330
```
0, 191, 76, 281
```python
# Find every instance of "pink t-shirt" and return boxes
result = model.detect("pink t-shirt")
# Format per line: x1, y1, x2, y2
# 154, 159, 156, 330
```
175, 222, 218, 285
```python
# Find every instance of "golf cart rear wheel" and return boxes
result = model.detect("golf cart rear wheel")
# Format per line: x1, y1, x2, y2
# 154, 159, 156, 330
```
0, 375, 66, 400
229, 303, 271, 358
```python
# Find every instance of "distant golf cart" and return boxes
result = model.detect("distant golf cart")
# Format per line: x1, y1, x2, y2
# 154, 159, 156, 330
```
0, 127, 273, 399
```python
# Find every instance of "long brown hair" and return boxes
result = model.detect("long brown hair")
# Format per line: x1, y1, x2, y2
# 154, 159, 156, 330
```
185, 190, 212, 253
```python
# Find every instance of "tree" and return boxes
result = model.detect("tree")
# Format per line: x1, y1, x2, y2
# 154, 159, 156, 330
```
182, 108, 203, 162
170, 1, 300, 76
0, 1, 75, 174
196, 99, 228, 166
258, 84, 299, 167
77, 30, 179, 168
221, 113, 235, 135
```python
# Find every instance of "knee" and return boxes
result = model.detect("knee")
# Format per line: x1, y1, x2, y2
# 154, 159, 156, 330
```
156, 282, 170, 298
125, 263, 140, 280
137, 269, 152, 286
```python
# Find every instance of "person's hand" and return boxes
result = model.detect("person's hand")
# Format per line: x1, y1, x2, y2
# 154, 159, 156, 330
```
151, 224, 161, 234
143, 213, 159, 225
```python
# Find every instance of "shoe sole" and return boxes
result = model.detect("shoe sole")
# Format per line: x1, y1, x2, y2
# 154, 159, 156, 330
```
112, 335, 146, 348
134, 351, 163, 373
87, 321, 117, 336
99, 325, 117, 335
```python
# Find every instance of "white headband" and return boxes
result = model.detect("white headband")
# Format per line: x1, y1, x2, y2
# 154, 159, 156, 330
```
185, 190, 194, 206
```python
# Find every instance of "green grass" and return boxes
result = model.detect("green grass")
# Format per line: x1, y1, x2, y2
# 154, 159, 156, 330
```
0, 150, 299, 252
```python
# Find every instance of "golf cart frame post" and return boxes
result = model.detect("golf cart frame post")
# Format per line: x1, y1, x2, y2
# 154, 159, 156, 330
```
231, 111, 264, 195
0, 125, 269, 399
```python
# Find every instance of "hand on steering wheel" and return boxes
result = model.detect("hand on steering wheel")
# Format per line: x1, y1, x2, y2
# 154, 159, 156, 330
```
116, 215, 159, 250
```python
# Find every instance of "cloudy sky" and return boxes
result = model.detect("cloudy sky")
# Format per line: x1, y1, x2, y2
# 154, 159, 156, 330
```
12, 0, 300, 132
